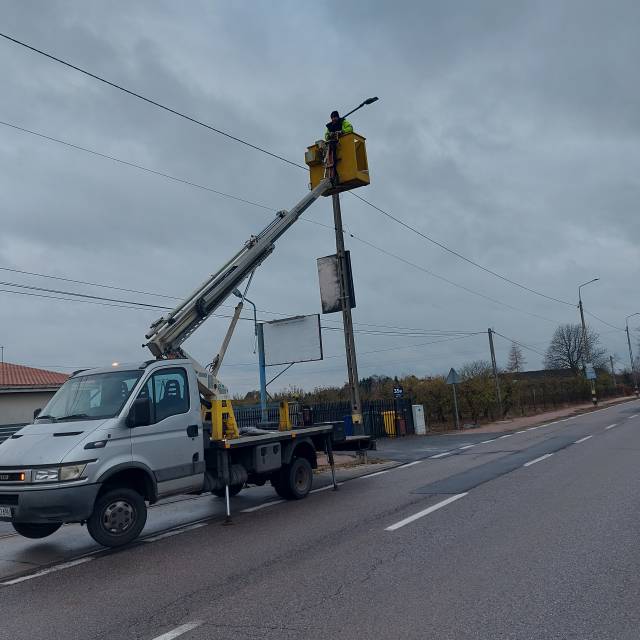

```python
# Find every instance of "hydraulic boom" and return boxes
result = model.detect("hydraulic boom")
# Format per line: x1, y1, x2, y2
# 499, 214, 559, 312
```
145, 177, 332, 362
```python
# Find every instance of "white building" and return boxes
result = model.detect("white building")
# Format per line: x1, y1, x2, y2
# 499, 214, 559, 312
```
0, 362, 68, 432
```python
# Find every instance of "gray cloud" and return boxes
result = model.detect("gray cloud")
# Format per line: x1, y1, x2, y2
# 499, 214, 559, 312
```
1, 0, 638, 394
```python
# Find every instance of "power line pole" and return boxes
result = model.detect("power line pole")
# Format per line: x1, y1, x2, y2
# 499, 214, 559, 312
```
610, 355, 617, 389
625, 314, 639, 397
332, 193, 363, 432
578, 294, 598, 406
487, 328, 503, 417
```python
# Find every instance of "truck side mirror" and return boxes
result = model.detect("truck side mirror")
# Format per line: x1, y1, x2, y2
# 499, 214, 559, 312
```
33, 408, 41, 420
127, 397, 152, 428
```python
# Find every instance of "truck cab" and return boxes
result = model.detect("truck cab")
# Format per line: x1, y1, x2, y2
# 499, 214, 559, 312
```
0, 359, 206, 547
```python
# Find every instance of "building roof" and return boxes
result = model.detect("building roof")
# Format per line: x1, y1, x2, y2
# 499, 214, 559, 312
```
0, 362, 68, 389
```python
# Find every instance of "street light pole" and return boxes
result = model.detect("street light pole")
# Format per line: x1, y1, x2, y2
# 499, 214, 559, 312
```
578, 278, 599, 406
625, 313, 640, 398
327, 96, 379, 434
332, 193, 363, 432
232, 289, 267, 421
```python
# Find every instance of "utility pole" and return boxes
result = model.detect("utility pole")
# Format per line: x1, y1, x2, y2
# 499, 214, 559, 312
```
610, 355, 617, 389
332, 193, 363, 432
625, 313, 640, 398
578, 279, 599, 406
487, 328, 503, 417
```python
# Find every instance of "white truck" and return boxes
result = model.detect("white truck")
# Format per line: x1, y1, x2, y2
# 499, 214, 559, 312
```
0, 174, 369, 547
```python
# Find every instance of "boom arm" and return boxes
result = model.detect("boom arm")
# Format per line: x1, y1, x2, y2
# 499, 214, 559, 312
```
145, 177, 332, 359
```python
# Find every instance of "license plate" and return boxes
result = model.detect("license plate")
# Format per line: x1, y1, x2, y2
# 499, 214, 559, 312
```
0, 506, 12, 519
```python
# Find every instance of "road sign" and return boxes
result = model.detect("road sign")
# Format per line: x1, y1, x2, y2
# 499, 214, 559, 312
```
393, 385, 404, 398
446, 368, 460, 385
585, 364, 597, 380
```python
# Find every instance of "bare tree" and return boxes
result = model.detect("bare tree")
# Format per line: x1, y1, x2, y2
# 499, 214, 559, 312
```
506, 342, 526, 372
544, 323, 607, 373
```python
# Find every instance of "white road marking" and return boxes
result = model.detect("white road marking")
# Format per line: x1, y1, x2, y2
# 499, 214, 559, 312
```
605, 423, 617, 430
358, 468, 394, 479
385, 493, 467, 531
429, 451, 454, 459
526, 426, 540, 431
152, 621, 204, 640
310, 482, 343, 493
515, 430, 527, 434
628, 414, 638, 419
143, 522, 208, 542
240, 499, 285, 513
397, 460, 423, 469
574, 435, 593, 444
459, 444, 476, 450
480, 439, 496, 444
523, 453, 553, 467
498, 434, 513, 439
1, 557, 93, 586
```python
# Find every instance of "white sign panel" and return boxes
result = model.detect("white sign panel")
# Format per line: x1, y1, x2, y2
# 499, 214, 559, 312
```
263, 314, 323, 366
317, 254, 341, 314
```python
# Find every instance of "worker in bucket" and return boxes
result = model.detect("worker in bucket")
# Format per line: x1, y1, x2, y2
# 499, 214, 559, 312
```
324, 110, 353, 180
324, 110, 353, 140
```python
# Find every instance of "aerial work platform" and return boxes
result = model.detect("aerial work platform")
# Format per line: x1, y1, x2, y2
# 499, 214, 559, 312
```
305, 132, 370, 195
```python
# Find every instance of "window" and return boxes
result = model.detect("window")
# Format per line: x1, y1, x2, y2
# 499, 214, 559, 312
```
136, 368, 190, 423
39, 370, 142, 421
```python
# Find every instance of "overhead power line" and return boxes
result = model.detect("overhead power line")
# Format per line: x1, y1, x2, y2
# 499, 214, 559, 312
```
0, 33, 305, 170
0, 279, 482, 339
1, 121, 571, 327
2, 33, 582, 311
584, 310, 623, 332
0, 265, 477, 335
0, 121, 276, 212
350, 192, 574, 307
491, 330, 547, 358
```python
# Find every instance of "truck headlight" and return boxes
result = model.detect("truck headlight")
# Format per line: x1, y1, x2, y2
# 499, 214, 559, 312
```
32, 464, 87, 483
33, 468, 59, 482
59, 464, 87, 481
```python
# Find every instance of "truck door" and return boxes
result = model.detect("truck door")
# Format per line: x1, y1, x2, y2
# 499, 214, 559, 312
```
131, 366, 203, 497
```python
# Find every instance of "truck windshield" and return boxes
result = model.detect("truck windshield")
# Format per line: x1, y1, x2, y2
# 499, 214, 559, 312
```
37, 370, 143, 422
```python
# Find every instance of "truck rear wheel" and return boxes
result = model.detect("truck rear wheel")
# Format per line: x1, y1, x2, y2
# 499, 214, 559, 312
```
87, 488, 147, 548
12, 522, 62, 539
272, 457, 313, 500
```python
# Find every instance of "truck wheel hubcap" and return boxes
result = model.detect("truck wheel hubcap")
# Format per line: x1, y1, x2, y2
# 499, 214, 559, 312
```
294, 465, 309, 491
103, 500, 135, 534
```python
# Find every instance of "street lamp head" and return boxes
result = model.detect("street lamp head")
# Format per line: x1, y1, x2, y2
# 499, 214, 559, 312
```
364, 96, 379, 106
231, 288, 242, 299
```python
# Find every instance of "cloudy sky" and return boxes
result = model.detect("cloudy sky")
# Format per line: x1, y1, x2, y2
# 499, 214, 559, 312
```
1, 0, 638, 395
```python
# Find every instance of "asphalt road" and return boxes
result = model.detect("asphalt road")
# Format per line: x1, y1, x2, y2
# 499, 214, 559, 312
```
1, 399, 639, 639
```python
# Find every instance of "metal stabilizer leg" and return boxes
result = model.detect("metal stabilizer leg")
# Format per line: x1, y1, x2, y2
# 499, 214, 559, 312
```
326, 435, 338, 491
223, 484, 233, 525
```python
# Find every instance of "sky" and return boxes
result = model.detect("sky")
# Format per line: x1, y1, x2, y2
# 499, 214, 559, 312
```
1, 0, 638, 396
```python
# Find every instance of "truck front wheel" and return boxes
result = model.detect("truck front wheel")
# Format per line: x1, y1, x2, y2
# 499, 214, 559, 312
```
272, 457, 313, 500
12, 522, 62, 539
87, 488, 147, 548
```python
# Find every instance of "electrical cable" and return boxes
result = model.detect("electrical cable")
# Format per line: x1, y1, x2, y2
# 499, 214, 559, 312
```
0, 34, 583, 310
491, 330, 547, 358
350, 192, 574, 307
0, 33, 306, 170
0, 119, 572, 326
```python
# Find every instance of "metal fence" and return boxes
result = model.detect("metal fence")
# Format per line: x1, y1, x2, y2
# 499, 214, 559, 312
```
234, 398, 415, 438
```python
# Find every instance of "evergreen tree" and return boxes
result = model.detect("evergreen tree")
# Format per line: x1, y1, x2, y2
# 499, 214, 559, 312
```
506, 342, 526, 372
